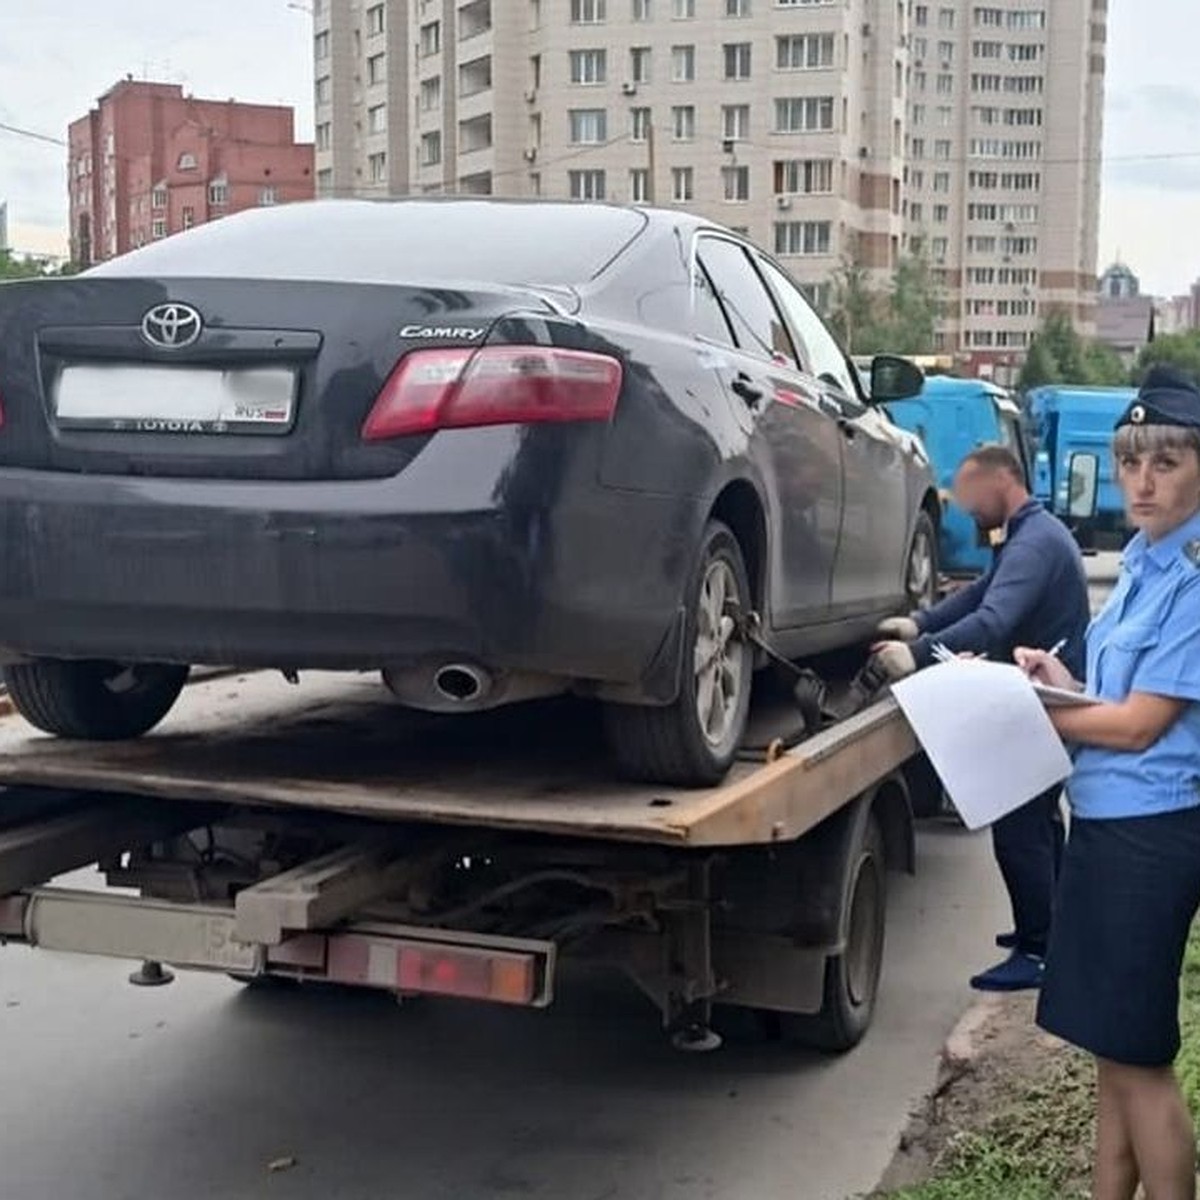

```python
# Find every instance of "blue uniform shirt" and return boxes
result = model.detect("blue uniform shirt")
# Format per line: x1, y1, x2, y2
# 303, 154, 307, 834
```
913, 500, 1090, 678
1069, 508, 1200, 820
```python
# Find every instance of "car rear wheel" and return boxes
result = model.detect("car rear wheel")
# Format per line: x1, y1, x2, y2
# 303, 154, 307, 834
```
604, 520, 753, 786
3, 659, 190, 740
905, 511, 938, 610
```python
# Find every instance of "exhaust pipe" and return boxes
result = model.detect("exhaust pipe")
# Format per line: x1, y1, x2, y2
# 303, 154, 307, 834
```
433, 663, 490, 704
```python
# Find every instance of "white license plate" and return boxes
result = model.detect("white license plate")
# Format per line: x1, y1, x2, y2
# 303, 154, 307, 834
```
54, 363, 297, 434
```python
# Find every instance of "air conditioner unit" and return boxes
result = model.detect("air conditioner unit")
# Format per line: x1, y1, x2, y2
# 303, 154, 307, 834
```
524, 88, 537, 103
523, 147, 538, 162
621, 81, 638, 96
776, 195, 793, 210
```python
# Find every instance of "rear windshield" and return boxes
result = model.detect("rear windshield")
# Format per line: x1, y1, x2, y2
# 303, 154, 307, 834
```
90, 200, 647, 287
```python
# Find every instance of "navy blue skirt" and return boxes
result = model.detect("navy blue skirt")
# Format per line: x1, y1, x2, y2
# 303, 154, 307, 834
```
1037, 805, 1200, 1067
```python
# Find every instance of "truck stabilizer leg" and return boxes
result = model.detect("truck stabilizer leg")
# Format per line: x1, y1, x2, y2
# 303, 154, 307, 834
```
128, 959, 174, 987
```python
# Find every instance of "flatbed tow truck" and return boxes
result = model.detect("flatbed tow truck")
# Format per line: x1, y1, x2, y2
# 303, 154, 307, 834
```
0, 668, 934, 1054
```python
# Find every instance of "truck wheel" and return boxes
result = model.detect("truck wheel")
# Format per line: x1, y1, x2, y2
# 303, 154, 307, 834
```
905, 511, 938, 610
603, 520, 753, 786
778, 814, 887, 1052
3, 659, 189, 740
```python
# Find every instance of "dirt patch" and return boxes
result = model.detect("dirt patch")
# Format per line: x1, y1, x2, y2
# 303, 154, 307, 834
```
873, 993, 1096, 1199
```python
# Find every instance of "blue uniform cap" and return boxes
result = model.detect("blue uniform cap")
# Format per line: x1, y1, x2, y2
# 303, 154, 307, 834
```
1117, 366, 1200, 430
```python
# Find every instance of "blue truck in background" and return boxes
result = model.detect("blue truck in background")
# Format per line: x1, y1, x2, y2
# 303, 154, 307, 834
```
1025, 385, 1135, 550
884, 375, 1030, 578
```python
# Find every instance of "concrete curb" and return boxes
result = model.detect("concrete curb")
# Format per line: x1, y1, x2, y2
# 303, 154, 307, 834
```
941, 993, 1005, 1072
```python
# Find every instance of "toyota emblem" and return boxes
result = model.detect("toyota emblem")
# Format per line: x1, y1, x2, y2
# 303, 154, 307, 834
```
141, 302, 203, 349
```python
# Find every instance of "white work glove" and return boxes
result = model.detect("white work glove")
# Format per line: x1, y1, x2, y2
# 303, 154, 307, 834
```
875, 615, 920, 642
869, 641, 917, 682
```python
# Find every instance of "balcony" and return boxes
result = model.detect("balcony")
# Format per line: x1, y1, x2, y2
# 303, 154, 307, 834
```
459, 0, 491, 41
459, 55, 493, 98
458, 113, 494, 155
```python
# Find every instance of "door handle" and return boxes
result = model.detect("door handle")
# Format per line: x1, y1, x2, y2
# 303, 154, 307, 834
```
730, 373, 764, 406
837, 416, 857, 439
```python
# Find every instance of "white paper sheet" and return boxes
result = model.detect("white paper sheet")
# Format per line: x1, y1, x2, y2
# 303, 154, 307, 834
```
891, 660, 1074, 830
1032, 682, 1101, 709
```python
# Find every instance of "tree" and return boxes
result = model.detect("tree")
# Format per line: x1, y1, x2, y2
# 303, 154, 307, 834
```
0, 251, 77, 281
1019, 310, 1128, 390
1132, 331, 1200, 388
826, 248, 943, 356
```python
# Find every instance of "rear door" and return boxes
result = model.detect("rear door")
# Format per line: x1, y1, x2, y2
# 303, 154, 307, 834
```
694, 236, 843, 626
754, 257, 911, 614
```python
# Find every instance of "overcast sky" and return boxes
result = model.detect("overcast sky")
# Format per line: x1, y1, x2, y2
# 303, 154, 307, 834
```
1, 0, 1197, 294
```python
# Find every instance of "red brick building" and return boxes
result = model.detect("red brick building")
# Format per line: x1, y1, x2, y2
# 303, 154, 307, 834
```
68, 79, 313, 266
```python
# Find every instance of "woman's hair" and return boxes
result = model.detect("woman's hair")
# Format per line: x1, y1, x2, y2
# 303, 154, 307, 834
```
1113, 422, 1200, 460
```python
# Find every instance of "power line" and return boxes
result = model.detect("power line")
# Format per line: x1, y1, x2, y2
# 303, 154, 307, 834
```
0, 121, 66, 148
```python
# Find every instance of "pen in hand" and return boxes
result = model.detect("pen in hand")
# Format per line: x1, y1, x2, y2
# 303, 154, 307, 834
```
1047, 638, 1067, 660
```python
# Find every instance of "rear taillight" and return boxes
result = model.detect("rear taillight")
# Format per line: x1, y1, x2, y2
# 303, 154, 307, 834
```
361, 345, 623, 442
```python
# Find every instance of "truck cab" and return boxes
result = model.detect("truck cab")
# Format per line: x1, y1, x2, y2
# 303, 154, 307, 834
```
884, 375, 1029, 579
1025, 385, 1134, 550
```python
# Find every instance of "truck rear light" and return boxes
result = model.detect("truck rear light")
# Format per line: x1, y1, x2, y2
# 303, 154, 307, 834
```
326, 933, 539, 1005
361, 345, 622, 441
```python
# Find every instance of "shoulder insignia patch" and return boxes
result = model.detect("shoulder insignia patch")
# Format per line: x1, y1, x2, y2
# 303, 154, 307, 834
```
1184, 539, 1200, 568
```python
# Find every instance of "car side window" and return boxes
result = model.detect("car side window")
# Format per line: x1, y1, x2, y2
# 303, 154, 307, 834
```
690, 262, 738, 348
695, 238, 798, 368
756, 257, 861, 403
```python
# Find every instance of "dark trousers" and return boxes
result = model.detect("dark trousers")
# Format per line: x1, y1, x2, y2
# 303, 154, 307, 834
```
991, 785, 1064, 958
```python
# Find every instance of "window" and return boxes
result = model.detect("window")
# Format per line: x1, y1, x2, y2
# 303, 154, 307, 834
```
259, 186, 277, 206
723, 43, 752, 80
317, 167, 333, 193
1008, 9, 1046, 30
368, 152, 387, 183
672, 105, 695, 140
569, 169, 606, 199
316, 76, 332, 105
569, 108, 608, 143
936, 74, 953, 94
773, 221, 832, 256
421, 131, 442, 165
208, 178, 228, 204
366, 3, 385, 35
937, 41, 954, 62
368, 54, 386, 84
722, 104, 750, 141
914, 4, 928, 24
974, 7, 1003, 26
571, 0, 606, 21
722, 164, 750, 201
933, 204, 949, 222
630, 167, 650, 202
631, 107, 651, 141
671, 44, 695, 80
972, 40, 1002, 59
151, 185, 167, 209
368, 104, 387, 134
420, 77, 442, 112
933, 171, 950, 191
937, 105, 953, 126
773, 158, 833, 194
419, 22, 441, 56
911, 103, 926, 125
633, 0, 651, 18
774, 96, 834, 132
673, 0, 695, 16
316, 122, 331, 151
182, 206, 195, 229
630, 46, 651, 82
934, 139, 952, 159
726, 0, 750, 13
932, 236, 949, 261
938, 7, 956, 28
151, 219, 166, 239
1008, 43, 1043, 62
696, 237, 795, 364
776, 34, 835, 69
570, 49, 607, 83
689, 261, 737, 347
757, 257, 856, 395
672, 166, 694, 202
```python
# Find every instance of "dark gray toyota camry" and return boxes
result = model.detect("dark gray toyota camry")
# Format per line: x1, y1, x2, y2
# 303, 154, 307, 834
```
0, 199, 937, 784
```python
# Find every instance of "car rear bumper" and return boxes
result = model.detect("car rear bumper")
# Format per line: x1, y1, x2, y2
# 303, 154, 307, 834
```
0, 460, 691, 697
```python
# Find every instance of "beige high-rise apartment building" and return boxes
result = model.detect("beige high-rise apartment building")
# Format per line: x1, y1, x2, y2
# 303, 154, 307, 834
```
312, 0, 1105, 370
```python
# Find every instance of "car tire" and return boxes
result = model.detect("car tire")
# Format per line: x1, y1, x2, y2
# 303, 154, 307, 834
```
775, 815, 887, 1053
3, 659, 190, 740
905, 510, 939, 610
603, 520, 754, 786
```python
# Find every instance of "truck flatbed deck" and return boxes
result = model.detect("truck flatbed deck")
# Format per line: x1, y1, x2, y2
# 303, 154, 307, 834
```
0, 672, 918, 848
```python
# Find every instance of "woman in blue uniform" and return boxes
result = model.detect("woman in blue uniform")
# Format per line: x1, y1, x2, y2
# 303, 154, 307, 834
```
1018, 366, 1200, 1200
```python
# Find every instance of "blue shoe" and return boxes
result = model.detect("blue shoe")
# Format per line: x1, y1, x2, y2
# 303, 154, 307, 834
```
995, 931, 1018, 950
970, 952, 1044, 992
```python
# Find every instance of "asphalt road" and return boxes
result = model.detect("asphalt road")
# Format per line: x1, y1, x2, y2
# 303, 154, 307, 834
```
0, 555, 1121, 1200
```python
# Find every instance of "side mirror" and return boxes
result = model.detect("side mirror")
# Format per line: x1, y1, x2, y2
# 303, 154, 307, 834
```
870, 355, 924, 403
1067, 453, 1099, 520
